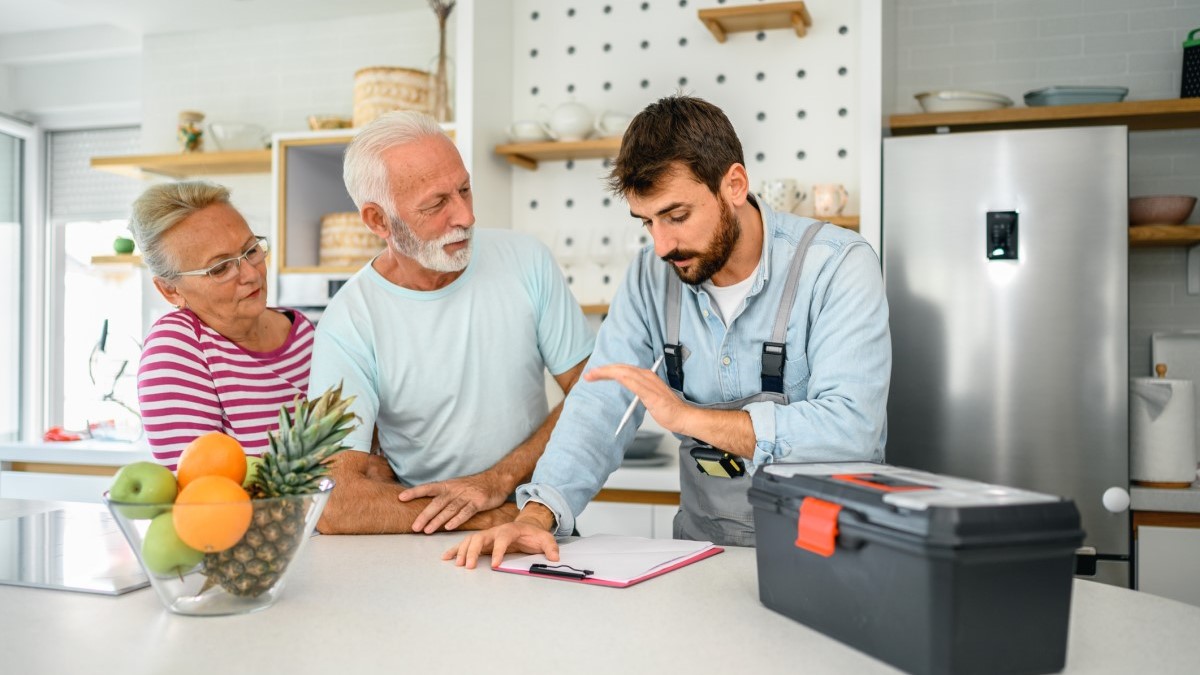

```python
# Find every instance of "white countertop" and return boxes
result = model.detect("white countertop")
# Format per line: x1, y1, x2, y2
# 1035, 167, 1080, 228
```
0, 435, 683, 493
1132, 479, 1200, 514
0, 439, 152, 466
2, 498, 1199, 674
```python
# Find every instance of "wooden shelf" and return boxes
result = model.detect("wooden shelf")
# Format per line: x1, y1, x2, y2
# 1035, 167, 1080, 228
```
888, 98, 1200, 136
824, 215, 859, 231
494, 137, 622, 170
90, 254, 142, 266
90, 149, 272, 179
698, 1, 812, 43
1129, 225, 1200, 247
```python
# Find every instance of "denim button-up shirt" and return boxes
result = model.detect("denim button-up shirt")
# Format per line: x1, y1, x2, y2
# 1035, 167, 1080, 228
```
518, 200, 891, 536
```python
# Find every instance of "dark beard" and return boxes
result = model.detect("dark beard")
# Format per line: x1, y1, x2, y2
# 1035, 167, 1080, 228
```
661, 197, 741, 285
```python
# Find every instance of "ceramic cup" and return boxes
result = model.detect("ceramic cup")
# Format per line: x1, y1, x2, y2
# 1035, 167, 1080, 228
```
759, 179, 807, 214
509, 120, 550, 142
813, 183, 850, 217
595, 110, 632, 138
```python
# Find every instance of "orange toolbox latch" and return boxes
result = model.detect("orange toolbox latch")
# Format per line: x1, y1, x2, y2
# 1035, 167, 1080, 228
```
795, 497, 842, 557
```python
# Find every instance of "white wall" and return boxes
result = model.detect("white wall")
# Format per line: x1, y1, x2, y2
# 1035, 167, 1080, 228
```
8, 56, 140, 123
892, 0, 1198, 111
135, 9, 443, 237
0, 66, 12, 115
508, 0, 868, 305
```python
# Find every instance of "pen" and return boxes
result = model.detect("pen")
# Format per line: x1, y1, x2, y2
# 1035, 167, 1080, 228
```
614, 354, 666, 437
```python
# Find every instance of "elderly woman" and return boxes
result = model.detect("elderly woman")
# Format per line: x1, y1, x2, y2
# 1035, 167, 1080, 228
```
130, 181, 315, 469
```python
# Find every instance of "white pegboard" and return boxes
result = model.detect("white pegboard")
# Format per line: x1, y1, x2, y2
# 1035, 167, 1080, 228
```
507, 0, 861, 303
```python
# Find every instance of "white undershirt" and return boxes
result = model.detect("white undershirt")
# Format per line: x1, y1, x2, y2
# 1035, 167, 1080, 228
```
701, 261, 759, 326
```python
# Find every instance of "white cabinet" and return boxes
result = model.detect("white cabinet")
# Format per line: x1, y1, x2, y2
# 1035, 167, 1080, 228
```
575, 502, 677, 539
0, 471, 111, 504
1137, 525, 1200, 607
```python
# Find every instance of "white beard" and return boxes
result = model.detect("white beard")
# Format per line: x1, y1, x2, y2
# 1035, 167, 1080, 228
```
388, 216, 473, 273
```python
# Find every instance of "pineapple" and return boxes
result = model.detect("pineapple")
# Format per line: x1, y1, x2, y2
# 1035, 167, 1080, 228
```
200, 384, 357, 597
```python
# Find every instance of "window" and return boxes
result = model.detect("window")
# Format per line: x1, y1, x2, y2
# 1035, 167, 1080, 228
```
0, 122, 24, 441
46, 127, 157, 439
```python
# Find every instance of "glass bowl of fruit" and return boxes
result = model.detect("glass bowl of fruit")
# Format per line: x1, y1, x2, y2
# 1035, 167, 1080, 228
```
103, 386, 355, 616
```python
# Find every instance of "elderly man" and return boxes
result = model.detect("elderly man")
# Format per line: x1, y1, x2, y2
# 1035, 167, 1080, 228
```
309, 111, 593, 534
447, 94, 891, 566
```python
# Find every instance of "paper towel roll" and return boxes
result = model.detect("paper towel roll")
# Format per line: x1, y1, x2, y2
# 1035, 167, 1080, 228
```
1131, 377, 1196, 485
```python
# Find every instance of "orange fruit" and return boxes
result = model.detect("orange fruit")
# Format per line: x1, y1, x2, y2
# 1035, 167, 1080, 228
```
172, 475, 252, 553
176, 432, 246, 489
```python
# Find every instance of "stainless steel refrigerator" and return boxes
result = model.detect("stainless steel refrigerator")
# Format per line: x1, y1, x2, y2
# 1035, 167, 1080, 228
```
882, 126, 1130, 587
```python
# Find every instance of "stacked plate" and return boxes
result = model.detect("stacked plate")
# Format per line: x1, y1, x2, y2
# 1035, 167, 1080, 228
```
623, 430, 669, 467
914, 90, 1014, 113
1024, 86, 1128, 106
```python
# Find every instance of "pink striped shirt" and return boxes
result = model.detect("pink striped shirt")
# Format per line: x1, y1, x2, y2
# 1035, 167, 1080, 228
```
137, 308, 315, 470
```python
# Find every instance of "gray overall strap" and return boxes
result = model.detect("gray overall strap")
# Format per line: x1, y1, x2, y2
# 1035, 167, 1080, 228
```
663, 220, 825, 393
761, 221, 825, 393
664, 265, 685, 391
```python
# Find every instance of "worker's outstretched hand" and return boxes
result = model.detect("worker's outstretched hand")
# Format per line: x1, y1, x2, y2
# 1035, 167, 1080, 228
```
442, 520, 559, 570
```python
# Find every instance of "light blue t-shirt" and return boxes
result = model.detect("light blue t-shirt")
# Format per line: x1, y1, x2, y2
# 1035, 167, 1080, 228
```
308, 228, 594, 487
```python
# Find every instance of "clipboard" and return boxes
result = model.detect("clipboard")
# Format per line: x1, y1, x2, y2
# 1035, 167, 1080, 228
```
495, 534, 724, 588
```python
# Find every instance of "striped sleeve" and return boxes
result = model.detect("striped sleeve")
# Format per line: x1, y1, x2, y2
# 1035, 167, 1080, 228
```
137, 312, 224, 470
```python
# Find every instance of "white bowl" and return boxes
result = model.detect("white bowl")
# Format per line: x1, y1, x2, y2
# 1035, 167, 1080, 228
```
207, 122, 267, 151
914, 90, 1014, 113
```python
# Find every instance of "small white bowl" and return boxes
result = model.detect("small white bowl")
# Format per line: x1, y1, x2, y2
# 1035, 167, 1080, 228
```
207, 122, 267, 151
914, 90, 1014, 113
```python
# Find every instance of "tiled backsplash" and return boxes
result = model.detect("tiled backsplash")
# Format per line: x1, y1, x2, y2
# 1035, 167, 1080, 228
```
892, 0, 1200, 378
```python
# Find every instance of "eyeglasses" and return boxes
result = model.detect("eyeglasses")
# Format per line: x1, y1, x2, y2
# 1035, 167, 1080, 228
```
174, 236, 269, 283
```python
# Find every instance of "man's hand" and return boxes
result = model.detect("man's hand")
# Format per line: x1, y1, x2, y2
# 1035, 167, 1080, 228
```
399, 471, 510, 534
442, 520, 560, 570
585, 363, 694, 434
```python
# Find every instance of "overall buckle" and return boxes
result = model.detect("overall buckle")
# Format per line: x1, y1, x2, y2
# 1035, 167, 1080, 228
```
689, 444, 746, 478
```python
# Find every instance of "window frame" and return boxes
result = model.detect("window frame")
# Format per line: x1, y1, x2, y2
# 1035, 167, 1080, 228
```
0, 114, 43, 443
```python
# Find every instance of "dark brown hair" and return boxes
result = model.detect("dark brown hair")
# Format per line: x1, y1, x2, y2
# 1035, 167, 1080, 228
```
607, 94, 745, 198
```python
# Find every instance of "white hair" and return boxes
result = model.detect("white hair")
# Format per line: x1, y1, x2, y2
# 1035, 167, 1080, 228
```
343, 111, 448, 216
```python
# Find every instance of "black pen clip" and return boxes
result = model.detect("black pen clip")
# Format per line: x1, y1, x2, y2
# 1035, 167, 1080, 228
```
529, 563, 594, 580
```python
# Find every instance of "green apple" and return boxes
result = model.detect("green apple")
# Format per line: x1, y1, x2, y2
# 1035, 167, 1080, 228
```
141, 512, 203, 577
243, 455, 264, 489
109, 461, 177, 519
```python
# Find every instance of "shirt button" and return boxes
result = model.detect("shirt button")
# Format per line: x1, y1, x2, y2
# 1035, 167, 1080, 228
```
722, 356, 731, 366
703, 309, 709, 317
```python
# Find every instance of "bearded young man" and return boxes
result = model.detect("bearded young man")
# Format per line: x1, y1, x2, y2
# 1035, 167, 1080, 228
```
308, 111, 593, 535
446, 95, 891, 566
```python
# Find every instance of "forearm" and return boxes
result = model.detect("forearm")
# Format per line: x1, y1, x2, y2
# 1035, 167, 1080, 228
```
516, 501, 557, 532
318, 454, 514, 534
679, 408, 757, 459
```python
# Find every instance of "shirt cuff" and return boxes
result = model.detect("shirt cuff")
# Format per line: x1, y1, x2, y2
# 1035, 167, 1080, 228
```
516, 482, 573, 537
743, 400, 779, 469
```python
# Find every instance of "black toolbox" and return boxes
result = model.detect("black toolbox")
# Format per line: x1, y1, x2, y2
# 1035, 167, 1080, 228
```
748, 462, 1084, 675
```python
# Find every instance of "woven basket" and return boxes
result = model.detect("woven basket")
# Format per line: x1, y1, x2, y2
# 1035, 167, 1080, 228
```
353, 66, 432, 127
319, 212, 385, 268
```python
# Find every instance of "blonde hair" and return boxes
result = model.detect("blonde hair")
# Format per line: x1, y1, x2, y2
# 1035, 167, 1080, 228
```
129, 180, 232, 278
343, 110, 448, 217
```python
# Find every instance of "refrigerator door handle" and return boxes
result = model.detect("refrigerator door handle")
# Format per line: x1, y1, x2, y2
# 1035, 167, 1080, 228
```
1102, 487, 1131, 513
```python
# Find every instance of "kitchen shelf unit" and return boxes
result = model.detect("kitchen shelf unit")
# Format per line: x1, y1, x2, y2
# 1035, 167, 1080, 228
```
89, 149, 272, 179
493, 137, 622, 170
274, 133, 360, 275
888, 98, 1200, 136
89, 254, 143, 266
698, 1, 812, 43
1128, 225, 1200, 248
